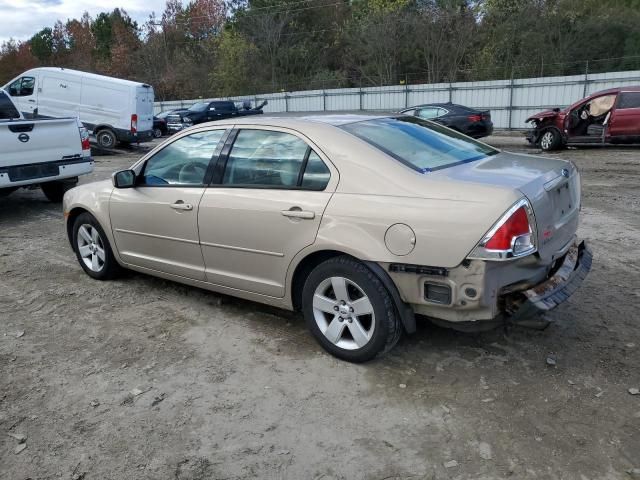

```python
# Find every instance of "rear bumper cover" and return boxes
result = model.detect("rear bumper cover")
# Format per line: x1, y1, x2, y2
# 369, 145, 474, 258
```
507, 241, 592, 322
0, 157, 94, 188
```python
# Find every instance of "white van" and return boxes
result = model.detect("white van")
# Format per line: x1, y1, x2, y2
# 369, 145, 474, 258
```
3, 67, 154, 148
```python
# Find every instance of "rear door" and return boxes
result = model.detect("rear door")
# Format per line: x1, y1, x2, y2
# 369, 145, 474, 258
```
609, 92, 640, 138
135, 86, 154, 133
198, 127, 337, 297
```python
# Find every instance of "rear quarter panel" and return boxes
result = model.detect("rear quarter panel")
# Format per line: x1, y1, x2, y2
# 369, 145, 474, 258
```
315, 187, 521, 269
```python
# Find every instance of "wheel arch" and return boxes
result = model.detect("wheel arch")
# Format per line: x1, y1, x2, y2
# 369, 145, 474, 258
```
290, 249, 345, 311
66, 206, 90, 246
93, 124, 116, 134
289, 249, 416, 334
537, 124, 564, 144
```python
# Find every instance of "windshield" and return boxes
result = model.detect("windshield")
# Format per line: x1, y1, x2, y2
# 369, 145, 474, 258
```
188, 102, 208, 112
341, 117, 498, 173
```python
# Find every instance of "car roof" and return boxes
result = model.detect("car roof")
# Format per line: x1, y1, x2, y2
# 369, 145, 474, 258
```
211, 114, 395, 128
589, 86, 640, 96
20, 67, 152, 88
403, 103, 472, 111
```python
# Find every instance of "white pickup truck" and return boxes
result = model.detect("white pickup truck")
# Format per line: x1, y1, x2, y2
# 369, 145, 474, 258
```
0, 89, 93, 202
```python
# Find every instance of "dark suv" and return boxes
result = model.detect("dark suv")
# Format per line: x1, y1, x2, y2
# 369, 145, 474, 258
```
526, 87, 640, 150
166, 100, 267, 133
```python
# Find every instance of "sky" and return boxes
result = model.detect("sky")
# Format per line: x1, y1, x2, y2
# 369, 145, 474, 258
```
0, 0, 171, 44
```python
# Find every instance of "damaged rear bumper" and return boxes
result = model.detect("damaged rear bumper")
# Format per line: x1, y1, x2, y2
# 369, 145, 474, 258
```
506, 241, 592, 323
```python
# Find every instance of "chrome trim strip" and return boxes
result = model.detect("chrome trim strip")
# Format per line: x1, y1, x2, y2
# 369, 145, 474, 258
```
200, 241, 284, 257
544, 174, 570, 192
114, 228, 199, 245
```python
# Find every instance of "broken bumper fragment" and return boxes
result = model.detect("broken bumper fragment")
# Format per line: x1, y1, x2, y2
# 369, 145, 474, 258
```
507, 241, 592, 322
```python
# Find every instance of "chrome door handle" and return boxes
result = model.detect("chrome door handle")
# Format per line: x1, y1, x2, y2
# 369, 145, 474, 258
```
281, 209, 315, 219
170, 201, 193, 211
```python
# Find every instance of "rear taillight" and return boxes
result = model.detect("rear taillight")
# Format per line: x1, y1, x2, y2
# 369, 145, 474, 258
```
469, 199, 537, 260
468, 114, 482, 123
79, 126, 90, 151
130, 114, 138, 134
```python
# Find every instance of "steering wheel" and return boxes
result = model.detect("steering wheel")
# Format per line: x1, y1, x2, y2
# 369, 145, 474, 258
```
178, 162, 207, 184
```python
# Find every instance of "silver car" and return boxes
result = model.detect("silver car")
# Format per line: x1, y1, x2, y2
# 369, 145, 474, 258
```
63, 115, 591, 362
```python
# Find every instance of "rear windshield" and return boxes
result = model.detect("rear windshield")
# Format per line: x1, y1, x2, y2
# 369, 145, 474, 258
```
341, 117, 497, 173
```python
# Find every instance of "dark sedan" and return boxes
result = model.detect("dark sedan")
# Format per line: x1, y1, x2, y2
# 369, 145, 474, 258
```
152, 110, 177, 138
400, 103, 493, 139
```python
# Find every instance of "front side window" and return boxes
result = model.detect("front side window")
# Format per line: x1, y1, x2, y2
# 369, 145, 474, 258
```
617, 92, 640, 109
0, 91, 20, 119
222, 129, 330, 189
8, 77, 35, 97
341, 117, 497, 173
140, 129, 225, 186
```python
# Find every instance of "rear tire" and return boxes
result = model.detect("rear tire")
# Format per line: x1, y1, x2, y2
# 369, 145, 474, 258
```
72, 212, 121, 280
302, 255, 401, 362
96, 128, 117, 149
41, 179, 77, 203
539, 129, 563, 151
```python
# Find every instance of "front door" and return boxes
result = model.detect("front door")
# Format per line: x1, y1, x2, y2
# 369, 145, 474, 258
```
609, 92, 640, 138
109, 129, 227, 280
198, 127, 337, 297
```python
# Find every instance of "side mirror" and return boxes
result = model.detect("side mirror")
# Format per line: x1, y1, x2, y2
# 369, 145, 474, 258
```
112, 169, 136, 188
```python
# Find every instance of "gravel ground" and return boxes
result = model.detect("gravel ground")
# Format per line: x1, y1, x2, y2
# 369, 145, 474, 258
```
1, 135, 639, 480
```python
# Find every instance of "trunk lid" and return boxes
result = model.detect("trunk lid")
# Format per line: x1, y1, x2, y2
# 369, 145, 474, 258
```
436, 152, 580, 263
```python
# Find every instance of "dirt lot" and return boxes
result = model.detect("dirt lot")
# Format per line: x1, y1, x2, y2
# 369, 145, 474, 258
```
1, 135, 639, 480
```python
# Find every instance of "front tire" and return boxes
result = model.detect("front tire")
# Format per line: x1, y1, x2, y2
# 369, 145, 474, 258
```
72, 212, 121, 280
539, 129, 563, 151
302, 255, 401, 362
153, 127, 163, 138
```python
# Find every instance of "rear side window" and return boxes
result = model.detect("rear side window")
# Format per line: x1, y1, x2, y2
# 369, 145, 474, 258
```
341, 116, 497, 173
211, 102, 235, 111
301, 151, 331, 190
617, 92, 640, 109
0, 91, 20, 119
222, 129, 330, 190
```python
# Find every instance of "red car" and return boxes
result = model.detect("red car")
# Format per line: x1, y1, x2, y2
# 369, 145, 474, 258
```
526, 87, 640, 151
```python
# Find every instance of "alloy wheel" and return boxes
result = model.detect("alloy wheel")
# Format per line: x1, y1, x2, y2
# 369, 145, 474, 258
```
312, 276, 375, 350
540, 131, 554, 150
77, 224, 106, 272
